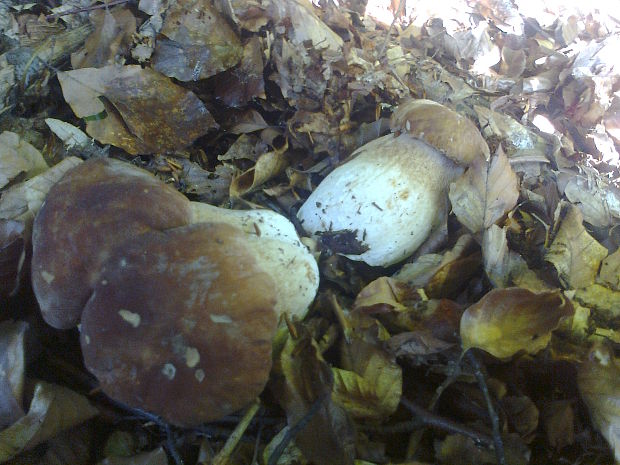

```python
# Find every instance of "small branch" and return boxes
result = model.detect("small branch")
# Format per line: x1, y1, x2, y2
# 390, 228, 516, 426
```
213, 399, 261, 465
400, 398, 494, 448
267, 394, 327, 465
45, 0, 132, 20
466, 349, 506, 465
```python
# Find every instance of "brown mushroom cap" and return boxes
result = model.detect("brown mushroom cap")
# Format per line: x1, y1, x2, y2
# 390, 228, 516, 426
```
31, 158, 191, 329
390, 99, 490, 164
80, 222, 278, 426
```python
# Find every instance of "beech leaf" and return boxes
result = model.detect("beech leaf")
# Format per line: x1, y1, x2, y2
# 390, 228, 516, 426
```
449, 149, 519, 233
460, 287, 574, 359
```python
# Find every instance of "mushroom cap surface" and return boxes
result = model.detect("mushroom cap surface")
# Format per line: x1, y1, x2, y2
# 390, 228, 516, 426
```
390, 99, 489, 164
297, 133, 463, 267
32, 158, 191, 329
80, 222, 278, 426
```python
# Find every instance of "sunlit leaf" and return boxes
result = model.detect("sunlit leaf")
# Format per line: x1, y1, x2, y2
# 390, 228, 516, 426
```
460, 288, 574, 359
0, 131, 48, 189
449, 148, 519, 233
545, 203, 608, 289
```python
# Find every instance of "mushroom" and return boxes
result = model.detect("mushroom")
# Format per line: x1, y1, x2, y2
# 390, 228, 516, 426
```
32, 157, 319, 329
297, 99, 489, 267
31, 157, 319, 425
80, 222, 278, 426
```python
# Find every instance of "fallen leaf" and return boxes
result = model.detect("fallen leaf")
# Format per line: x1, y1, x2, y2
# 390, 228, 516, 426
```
541, 400, 575, 450
0, 131, 47, 189
71, 7, 136, 69
599, 248, 620, 291
573, 284, 620, 324
153, 0, 242, 81
0, 321, 28, 428
230, 149, 288, 197
460, 287, 574, 359
275, 327, 355, 465
333, 337, 402, 420
545, 203, 608, 289
0, 381, 98, 461
577, 343, 620, 463
58, 66, 217, 154
449, 148, 519, 233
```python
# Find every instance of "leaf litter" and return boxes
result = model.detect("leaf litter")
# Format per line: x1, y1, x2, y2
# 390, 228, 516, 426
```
0, 0, 619, 463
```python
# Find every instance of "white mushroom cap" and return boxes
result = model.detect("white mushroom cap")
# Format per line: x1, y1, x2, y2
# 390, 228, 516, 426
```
297, 134, 464, 267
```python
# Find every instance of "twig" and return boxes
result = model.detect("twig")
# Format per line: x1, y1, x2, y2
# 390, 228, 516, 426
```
377, 0, 406, 58
400, 398, 494, 447
45, 0, 132, 20
213, 399, 261, 465
267, 394, 327, 465
466, 349, 506, 465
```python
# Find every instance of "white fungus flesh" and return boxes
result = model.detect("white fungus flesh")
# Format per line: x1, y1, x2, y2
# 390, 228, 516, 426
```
297, 134, 464, 267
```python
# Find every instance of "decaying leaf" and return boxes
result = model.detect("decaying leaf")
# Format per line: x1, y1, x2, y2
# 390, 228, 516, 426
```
275, 327, 355, 465
0, 157, 82, 224
573, 284, 620, 325
564, 174, 618, 228
449, 148, 519, 233
230, 149, 289, 197
152, 0, 243, 81
599, 248, 620, 291
333, 337, 402, 420
545, 203, 609, 289
57, 66, 217, 154
0, 381, 98, 461
482, 224, 531, 288
460, 287, 574, 359
541, 400, 575, 450
71, 7, 136, 69
353, 276, 409, 312
577, 343, 620, 463
0, 321, 28, 429
0, 131, 47, 189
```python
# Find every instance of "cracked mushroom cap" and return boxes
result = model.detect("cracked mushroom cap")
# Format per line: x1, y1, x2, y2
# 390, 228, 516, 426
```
80, 222, 278, 427
32, 158, 191, 329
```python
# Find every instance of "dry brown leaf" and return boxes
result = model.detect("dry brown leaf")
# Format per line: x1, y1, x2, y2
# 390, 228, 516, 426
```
333, 337, 402, 420
577, 343, 620, 463
573, 284, 620, 324
152, 0, 242, 81
460, 287, 574, 359
0, 131, 47, 189
275, 328, 355, 465
541, 400, 575, 450
449, 149, 519, 233
599, 248, 620, 290
545, 203, 608, 289
57, 66, 217, 154
0, 381, 98, 461
230, 149, 288, 197
0, 157, 82, 225
353, 277, 408, 312
71, 7, 136, 69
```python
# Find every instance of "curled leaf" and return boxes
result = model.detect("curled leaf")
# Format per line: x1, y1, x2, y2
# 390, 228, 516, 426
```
460, 288, 574, 359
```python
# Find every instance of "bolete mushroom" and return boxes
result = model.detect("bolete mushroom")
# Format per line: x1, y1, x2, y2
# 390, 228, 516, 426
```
297, 99, 489, 267
31, 157, 319, 425
80, 222, 278, 426
32, 157, 319, 329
